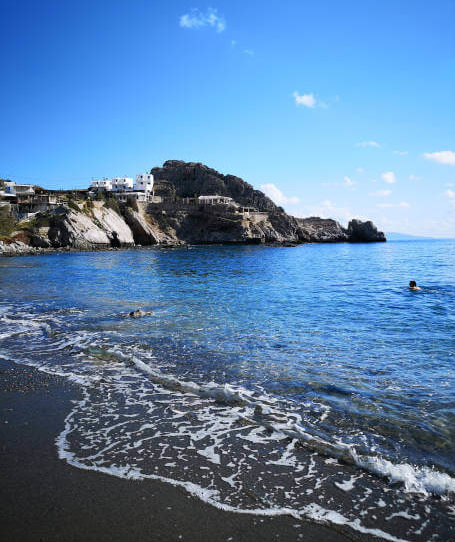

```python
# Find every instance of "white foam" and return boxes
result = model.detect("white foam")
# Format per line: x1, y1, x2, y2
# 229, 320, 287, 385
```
129, 354, 455, 497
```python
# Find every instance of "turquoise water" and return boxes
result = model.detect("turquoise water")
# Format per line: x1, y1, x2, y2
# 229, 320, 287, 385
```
1, 241, 454, 540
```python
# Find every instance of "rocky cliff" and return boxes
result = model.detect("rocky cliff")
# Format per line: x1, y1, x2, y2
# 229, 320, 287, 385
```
152, 161, 281, 213
0, 162, 385, 255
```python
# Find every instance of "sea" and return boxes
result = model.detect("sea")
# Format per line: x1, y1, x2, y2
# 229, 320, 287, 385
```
0, 240, 454, 541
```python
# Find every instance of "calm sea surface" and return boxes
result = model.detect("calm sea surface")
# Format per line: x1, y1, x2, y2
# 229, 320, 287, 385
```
1, 240, 454, 540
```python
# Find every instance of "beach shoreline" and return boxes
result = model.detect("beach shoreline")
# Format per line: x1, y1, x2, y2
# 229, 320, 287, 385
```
0, 359, 356, 542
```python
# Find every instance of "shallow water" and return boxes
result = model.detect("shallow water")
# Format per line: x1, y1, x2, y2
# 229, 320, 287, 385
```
1, 241, 454, 540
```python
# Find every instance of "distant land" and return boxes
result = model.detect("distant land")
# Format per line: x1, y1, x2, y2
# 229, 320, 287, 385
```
386, 232, 440, 241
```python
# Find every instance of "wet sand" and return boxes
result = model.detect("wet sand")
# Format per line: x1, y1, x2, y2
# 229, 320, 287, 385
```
0, 360, 359, 542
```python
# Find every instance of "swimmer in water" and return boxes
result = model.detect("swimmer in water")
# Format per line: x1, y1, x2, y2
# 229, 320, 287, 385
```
409, 280, 421, 291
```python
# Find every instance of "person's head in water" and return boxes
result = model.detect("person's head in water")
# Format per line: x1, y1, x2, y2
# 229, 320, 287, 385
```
409, 280, 421, 290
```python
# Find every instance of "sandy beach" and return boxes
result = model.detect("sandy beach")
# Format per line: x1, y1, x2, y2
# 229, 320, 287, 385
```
0, 359, 355, 542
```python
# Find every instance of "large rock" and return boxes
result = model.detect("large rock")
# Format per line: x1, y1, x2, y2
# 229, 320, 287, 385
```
46, 205, 134, 249
297, 217, 349, 242
151, 160, 280, 213
92, 205, 134, 246
121, 206, 179, 246
347, 219, 386, 242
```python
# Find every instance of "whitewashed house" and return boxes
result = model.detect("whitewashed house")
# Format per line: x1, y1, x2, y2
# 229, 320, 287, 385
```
135, 174, 154, 193
198, 195, 234, 205
91, 179, 112, 191
89, 173, 154, 202
111, 177, 134, 191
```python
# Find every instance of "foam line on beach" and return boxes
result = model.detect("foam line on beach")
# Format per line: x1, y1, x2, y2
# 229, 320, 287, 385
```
128, 352, 455, 498
55, 394, 407, 542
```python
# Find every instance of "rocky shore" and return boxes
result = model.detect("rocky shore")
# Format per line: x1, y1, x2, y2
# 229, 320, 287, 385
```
0, 161, 385, 256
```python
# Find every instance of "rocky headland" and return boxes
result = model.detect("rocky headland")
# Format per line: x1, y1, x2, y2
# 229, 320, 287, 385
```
0, 161, 385, 255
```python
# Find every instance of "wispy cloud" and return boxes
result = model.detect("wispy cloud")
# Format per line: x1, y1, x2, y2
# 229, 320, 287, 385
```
293, 92, 316, 108
356, 167, 364, 173
343, 176, 355, 186
377, 201, 410, 208
179, 8, 226, 33
298, 200, 361, 224
356, 141, 381, 148
393, 150, 408, 156
260, 183, 299, 205
243, 49, 255, 57
409, 174, 422, 182
370, 189, 392, 197
423, 150, 455, 166
446, 189, 455, 207
381, 171, 396, 184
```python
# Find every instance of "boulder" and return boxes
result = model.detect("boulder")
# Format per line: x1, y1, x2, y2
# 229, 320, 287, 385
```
347, 219, 386, 242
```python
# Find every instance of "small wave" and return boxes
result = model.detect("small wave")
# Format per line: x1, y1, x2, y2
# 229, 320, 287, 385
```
129, 353, 455, 497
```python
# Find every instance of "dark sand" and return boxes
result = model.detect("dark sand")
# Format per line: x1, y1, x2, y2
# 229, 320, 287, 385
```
0, 360, 366, 542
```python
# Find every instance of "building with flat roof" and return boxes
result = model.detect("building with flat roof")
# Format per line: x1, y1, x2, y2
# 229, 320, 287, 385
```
198, 195, 234, 205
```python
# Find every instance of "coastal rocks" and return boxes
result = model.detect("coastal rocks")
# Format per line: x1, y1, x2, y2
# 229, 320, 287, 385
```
0, 239, 40, 255
47, 208, 112, 249
121, 206, 179, 246
122, 207, 159, 245
128, 309, 154, 318
46, 205, 135, 249
297, 217, 349, 243
91, 206, 134, 246
347, 219, 386, 243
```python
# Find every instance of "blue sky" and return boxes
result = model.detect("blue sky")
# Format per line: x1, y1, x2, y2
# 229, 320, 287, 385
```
1, 0, 454, 236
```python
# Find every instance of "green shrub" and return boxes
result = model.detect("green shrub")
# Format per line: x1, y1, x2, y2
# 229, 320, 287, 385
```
0, 214, 15, 236
67, 199, 80, 212
82, 199, 94, 215
126, 196, 139, 212
105, 197, 121, 215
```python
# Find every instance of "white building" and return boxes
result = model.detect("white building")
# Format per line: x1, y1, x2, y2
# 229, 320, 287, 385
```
198, 195, 234, 205
135, 174, 154, 193
111, 177, 134, 191
89, 173, 154, 202
91, 179, 112, 191
1, 181, 35, 198
116, 191, 150, 203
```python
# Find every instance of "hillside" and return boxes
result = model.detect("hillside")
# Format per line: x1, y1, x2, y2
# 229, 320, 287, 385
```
0, 161, 386, 255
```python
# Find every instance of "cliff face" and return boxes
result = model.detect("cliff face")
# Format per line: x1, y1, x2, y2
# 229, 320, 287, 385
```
152, 161, 281, 213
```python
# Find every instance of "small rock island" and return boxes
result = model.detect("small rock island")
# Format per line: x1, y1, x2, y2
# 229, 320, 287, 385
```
0, 160, 385, 255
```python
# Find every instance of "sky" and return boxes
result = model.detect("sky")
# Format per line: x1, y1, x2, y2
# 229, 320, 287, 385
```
0, 0, 454, 237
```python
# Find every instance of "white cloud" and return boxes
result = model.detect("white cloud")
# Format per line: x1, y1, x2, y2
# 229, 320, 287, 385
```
409, 174, 422, 181
293, 91, 316, 108
295, 200, 362, 225
260, 183, 299, 205
393, 150, 408, 155
343, 176, 355, 186
377, 201, 410, 208
381, 171, 396, 184
446, 189, 455, 207
243, 49, 255, 56
370, 190, 392, 197
356, 141, 381, 148
423, 150, 455, 166
179, 8, 226, 32
231, 40, 237, 47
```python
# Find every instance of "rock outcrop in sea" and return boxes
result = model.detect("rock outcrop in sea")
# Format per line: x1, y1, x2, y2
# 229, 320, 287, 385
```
0, 161, 385, 255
